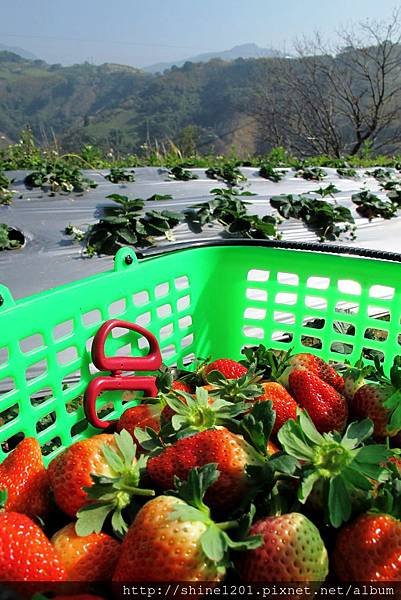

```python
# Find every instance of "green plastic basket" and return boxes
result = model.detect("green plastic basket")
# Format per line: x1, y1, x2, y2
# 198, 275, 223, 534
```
1, 240, 401, 464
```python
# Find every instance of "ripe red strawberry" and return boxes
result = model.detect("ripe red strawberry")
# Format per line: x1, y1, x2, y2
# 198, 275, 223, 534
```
113, 495, 224, 582
147, 427, 259, 510
113, 464, 261, 582
237, 513, 328, 581
204, 358, 247, 380
353, 383, 398, 438
289, 369, 348, 433
48, 430, 154, 535
0, 511, 67, 583
255, 382, 298, 434
283, 352, 345, 392
48, 434, 117, 517
333, 513, 401, 580
116, 404, 160, 446
0, 437, 50, 517
52, 522, 120, 581
172, 380, 192, 393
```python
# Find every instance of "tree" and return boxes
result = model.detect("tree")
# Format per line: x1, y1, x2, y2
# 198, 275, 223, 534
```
251, 10, 401, 157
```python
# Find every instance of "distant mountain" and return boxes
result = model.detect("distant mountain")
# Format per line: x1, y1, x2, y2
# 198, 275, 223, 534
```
0, 43, 38, 61
144, 43, 283, 73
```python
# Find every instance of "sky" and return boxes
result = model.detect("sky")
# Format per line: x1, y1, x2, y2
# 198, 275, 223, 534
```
0, 0, 399, 68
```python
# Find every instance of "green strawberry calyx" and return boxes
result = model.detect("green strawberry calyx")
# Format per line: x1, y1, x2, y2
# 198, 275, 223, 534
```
240, 345, 293, 381
0, 489, 7, 510
278, 411, 391, 527
165, 386, 248, 437
76, 429, 155, 538
367, 355, 401, 433
206, 367, 264, 403
168, 463, 263, 570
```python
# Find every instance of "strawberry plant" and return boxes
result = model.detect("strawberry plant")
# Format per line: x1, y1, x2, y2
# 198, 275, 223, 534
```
295, 166, 326, 181
0, 224, 24, 251
24, 161, 97, 194
205, 162, 247, 186
270, 193, 355, 241
167, 165, 198, 181
67, 193, 183, 256
258, 163, 285, 182
351, 190, 398, 219
0, 171, 14, 205
311, 183, 340, 198
105, 167, 135, 183
186, 187, 277, 239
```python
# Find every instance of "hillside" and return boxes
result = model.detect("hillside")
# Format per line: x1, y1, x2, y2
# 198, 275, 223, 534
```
144, 42, 283, 73
1, 39, 401, 158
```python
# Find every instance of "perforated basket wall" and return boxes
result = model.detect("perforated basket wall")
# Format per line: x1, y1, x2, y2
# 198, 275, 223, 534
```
1, 243, 401, 464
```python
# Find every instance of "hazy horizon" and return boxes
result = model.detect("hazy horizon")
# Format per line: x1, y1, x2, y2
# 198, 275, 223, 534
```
1, 0, 400, 68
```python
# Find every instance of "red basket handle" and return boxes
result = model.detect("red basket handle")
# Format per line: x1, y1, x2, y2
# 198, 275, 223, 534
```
84, 319, 162, 429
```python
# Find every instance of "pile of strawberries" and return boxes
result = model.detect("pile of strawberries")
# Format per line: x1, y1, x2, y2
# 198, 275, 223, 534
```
2, 347, 401, 594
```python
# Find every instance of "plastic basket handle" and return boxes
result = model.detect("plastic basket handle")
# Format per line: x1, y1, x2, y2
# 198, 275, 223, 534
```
84, 319, 162, 430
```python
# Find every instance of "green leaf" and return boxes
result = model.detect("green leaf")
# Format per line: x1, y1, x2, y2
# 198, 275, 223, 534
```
111, 507, 129, 537
328, 476, 351, 527
239, 401, 276, 455
200, 526, 227, 562
277, 418, 315, 460
298, 411, 325, 446
75, 503, 112, 536
341, 419, 374, 450
102, 443, 125, 473
114, 429, 136, 466
298, 470, 320, 503
170, 502, 211, 524
0, 488, 8, 508
171, 463, 219, 510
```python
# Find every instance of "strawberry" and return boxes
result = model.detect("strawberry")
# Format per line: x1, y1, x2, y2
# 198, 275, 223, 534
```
0, 511, 67, 583
116, 403, 160, 446
0, 437, 50, 517
48, 430, 154, 535
352, 384, 394, 437
255, 382, 298, 434
333, 513, 401, 581
172, 380, 192, 393
289, 369, 348, 433
278, 411, 391, 527
352, 356, 401, 438
146, 401, 281, 511
113, 464, 261, 582
147, 427, 259, 510
285, 352, 345, 392
237, 513, 328, 581
204, 358, 247, 380
52, 522, 120, 581
339, 356, 375, 400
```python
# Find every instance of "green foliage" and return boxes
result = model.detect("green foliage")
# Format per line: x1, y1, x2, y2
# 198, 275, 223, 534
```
259, 163, 285, 182
0, 224, 24, 251
105, 167, 136, 183
337, 166, 358, 178
186, 187, 277, 239
205, 161, 247, 186
167, 165, 198, 181
270, 193, 355, 241
295, 166, 327, 181
351, 190, 398, 220
24, 161, 97, 194
0, 171, 14, 205
68, 193, 183, 256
